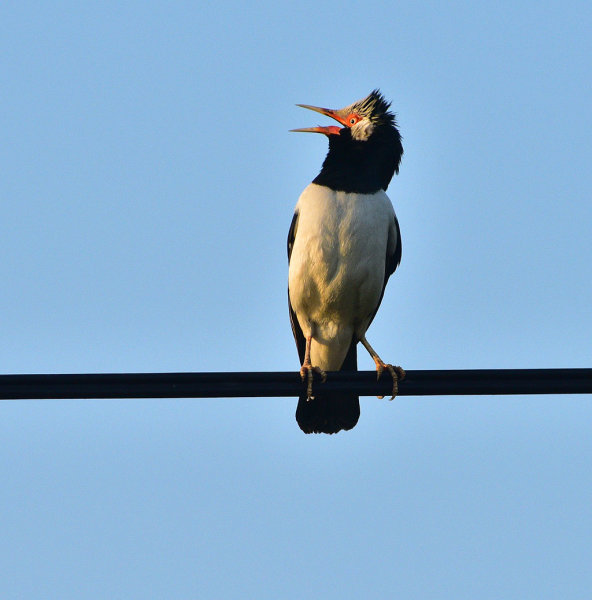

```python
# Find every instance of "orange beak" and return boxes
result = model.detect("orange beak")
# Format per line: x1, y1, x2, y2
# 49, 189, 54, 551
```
291, 103, 347, 135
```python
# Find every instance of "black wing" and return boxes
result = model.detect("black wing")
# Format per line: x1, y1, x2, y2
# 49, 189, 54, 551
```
287, 211, 305, 363
366, 214, 402, 331
386, 213, 402, 278
287, 210, 298, 262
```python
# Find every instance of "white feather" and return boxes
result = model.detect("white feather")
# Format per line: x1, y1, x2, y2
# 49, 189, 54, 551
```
288, 183, 398, 370
350, 118, 374, 141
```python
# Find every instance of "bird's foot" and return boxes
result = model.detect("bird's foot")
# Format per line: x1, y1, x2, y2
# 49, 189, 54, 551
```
375, 362, 406, 400
299, 363, 327, 400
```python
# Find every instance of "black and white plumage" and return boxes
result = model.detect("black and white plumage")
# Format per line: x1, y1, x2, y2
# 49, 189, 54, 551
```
288, 90, 404, 434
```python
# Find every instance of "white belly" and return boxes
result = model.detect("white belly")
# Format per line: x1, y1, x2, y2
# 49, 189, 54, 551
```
288, 183, 395, 369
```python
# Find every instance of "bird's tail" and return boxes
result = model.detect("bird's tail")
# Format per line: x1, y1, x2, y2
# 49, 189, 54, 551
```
296, 341, 359, 434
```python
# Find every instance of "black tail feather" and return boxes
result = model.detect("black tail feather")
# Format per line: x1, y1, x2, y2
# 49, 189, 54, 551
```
295, 341, 359, 434
296, 393, 360, 434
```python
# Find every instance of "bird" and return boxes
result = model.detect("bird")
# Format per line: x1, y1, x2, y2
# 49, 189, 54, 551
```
287, 89, 404, 434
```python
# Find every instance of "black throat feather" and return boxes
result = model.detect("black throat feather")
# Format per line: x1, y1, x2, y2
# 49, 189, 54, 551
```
312, 125, 403, 194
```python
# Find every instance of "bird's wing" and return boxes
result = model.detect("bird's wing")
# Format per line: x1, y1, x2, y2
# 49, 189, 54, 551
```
287, 211, 306, 363
386, 213, 402, 278
287, 210, 298, 262
366, 214, 402, 330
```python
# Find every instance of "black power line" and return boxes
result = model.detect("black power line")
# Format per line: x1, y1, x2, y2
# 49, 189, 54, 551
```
0, 369, 591, 400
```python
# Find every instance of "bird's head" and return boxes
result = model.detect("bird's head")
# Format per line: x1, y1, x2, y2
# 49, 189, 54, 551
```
292, 90, 403, 192
292, 89, 396, 142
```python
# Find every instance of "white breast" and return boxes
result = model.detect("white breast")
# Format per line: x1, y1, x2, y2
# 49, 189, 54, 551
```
288, 183, 396, 370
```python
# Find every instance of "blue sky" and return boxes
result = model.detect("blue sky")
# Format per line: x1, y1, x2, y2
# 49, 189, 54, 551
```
1, 1, 591, 598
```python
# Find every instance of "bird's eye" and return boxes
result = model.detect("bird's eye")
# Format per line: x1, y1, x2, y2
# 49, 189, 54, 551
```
347, 114, 360, 126
349, 117, 357, 125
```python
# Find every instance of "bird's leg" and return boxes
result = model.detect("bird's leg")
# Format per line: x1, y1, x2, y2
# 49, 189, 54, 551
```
359, 336, 405, 400
299, 335, 327, 401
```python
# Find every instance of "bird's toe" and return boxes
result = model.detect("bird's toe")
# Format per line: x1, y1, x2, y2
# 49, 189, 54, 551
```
300, 364, 327, 400
376, 363, 405, 400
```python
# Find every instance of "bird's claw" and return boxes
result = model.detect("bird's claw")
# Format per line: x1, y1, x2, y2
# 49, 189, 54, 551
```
299, 364, 327, 400
376, 363, 406, 400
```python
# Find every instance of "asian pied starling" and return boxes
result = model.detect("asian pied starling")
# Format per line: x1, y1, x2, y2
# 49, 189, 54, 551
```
288, 89, 404, 434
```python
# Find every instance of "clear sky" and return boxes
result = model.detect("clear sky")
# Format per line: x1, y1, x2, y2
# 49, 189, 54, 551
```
1, 1, 591, 598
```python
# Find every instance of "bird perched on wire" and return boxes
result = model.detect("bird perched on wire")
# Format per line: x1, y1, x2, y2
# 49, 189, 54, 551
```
288, 89, 404, 434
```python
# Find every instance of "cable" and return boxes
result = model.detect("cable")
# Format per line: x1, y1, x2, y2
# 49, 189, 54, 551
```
1, 368, 590, 399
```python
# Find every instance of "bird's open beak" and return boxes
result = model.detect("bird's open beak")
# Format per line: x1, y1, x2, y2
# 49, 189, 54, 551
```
291, 103, 346, 135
